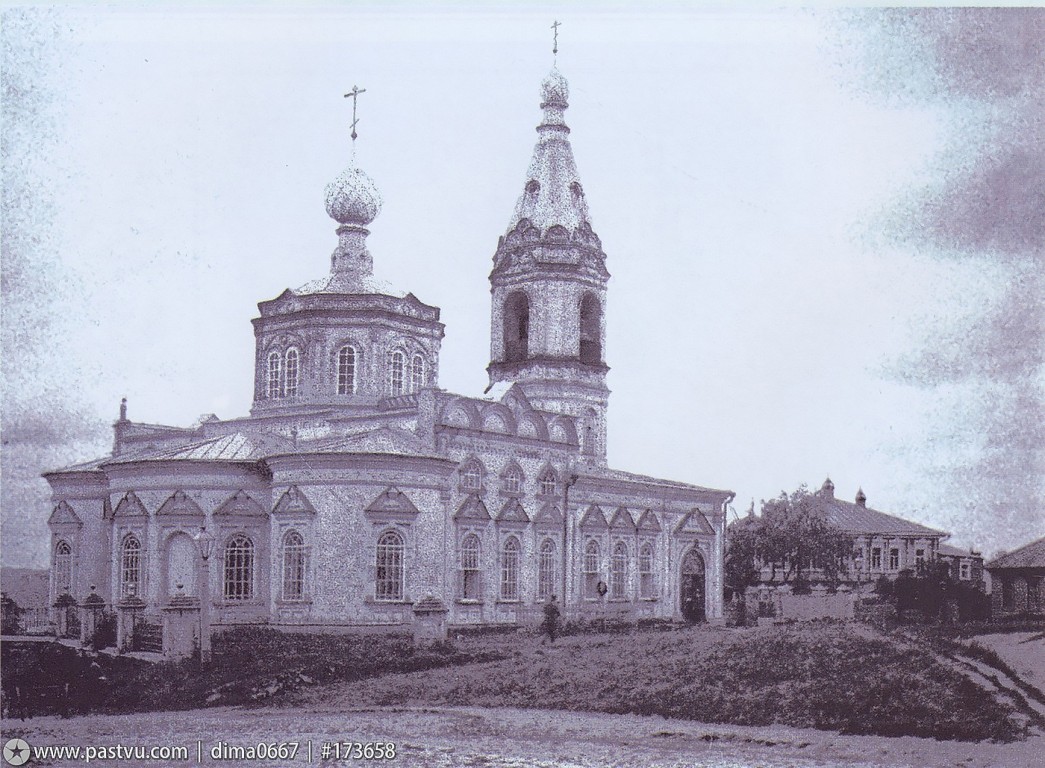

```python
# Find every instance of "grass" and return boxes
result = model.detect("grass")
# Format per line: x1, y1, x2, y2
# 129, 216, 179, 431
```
320, 623, 1025, 742
4, 622, 1027, 742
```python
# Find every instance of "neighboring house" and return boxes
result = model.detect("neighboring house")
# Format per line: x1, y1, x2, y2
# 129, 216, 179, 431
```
937, 543, 985, 588
746, 479, 950, 591
42, 66, 734, 643
985, 536, 1045, 618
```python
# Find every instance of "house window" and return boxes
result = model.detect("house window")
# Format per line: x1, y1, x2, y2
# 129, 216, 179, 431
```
388, 350, 405, 396
337, 345, 357, 394
639, 542, 654, 598
121, 535, 141, 597
460, 534, 481, 600
54, 541, 73, 595
284, 347, 300, 396
375, 530, 404, 601
538, 538, 556, 600
853, 547, 865, 572
410, 354, 426, 393
889, 548, 900, 571
959, 562, 971, 581
223, 535, 254, 601
611, 541, 628, 599
1002, 579, 1014, 610
281, 531, 306, 601
538, 469, 557, 496
267, 352, 282, 399
583, 540, 600, 599
502, 465, 523, 494
501, 536, 521, 601
461, 461, 483, 492
915, 548, 925, 570
871, 547, 882, 570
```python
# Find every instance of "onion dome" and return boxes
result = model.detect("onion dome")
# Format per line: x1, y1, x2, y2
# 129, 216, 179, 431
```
324, 166, 382, 227
541, 69, 569, 107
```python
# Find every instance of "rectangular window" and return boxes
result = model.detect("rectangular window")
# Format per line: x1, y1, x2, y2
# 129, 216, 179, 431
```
583, 543, 600, 599
501, 541, 520, 601
538, 541, 556, 600
639, 545, 654, 598
460, 537, 481, 600
539, 475, 556, 496
871, 547, 882, 570
960, 562, 971, 580
889, 548, 900, 571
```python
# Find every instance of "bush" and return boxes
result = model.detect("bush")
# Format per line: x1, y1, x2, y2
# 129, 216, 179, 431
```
91, 610, 117, 650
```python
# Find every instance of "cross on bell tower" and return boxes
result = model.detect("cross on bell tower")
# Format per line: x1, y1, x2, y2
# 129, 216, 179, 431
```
344, 85, 367, 143
551, 20, 561, 63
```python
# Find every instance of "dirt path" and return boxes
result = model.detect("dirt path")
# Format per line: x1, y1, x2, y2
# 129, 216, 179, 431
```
4, 704, 1043, 768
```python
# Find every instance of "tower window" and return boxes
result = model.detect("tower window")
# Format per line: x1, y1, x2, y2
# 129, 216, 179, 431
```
410, 354, 426, 393
579, 293, 602, 364
538, 468, 557, 496
337, 345, 357, 395
388, 350, 406, 396
284, 348, 300, 397
267, 352, 283, 399
461, 460, 483, 492
502, 464, 523, 494
503, 291, 530, 362
611, 541, 628, 599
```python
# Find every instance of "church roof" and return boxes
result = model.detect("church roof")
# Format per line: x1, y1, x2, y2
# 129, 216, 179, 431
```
304, 425, 441, 459
582, 466, 730, 497
294, 272, 407, 298
986, 536, 1045, 570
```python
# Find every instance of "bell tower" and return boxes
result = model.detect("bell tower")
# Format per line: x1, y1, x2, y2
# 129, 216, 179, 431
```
487, 67, 610, 464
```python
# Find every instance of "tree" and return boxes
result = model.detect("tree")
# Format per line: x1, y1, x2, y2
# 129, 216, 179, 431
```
726, 486, 855, 594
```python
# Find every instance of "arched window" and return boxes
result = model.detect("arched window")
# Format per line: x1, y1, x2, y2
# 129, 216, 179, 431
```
388, 350, 406, 396
283, 347, 300, 397
223, 535, 254, 601
337, 345, 358, 394
611, 541, 628, 599
639, 542, 655, 598
460, 534, 481, 600
503, 291, 530, 362
579, 293, 602, 364
410, 354, 426, 393
538, 538, 556, 600
375, 530, 404, 601
583, 540, 600, 599
538, 468, 557, 497
502, 464, 523, 495
121, 535, 142, 598
267, 352, 283, 399
54, 540, 73, 595
282, 531, 306, 601
501, 536, 521, 600
461, 460, 483, 492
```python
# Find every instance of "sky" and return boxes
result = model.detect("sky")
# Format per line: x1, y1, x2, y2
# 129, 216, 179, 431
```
2, 4, 1042, 570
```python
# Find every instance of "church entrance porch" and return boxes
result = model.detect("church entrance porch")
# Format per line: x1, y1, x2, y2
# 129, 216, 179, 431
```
680, 549, 706, 623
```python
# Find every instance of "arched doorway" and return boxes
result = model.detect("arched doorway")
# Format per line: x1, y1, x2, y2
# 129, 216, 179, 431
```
680, 548, 706, 622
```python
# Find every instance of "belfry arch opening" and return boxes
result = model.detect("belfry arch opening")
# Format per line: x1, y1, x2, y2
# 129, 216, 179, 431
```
503, 291, 530, 362
579, 293, 602, 364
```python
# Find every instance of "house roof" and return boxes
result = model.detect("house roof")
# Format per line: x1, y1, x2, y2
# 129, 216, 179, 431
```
938, 543, 982, 559
986, 536, 1045, 570
822, 496, 946, 538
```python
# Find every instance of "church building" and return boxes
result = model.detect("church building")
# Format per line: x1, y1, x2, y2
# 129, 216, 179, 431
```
45, 66, 734, 644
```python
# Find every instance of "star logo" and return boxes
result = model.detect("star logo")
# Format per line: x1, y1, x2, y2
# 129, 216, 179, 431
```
3, 738, 30, 766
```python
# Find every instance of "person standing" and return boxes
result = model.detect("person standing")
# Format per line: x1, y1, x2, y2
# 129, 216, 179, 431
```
542, 595, 561, 643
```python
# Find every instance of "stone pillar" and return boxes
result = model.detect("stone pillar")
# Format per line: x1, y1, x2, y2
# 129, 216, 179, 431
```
162, 592, 201, 660
116, 595, 146, 652
412, 595, 449, 646
79, 587, 106, 646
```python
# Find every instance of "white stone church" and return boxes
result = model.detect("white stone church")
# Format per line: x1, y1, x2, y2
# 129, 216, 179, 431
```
45, 67, 733, 644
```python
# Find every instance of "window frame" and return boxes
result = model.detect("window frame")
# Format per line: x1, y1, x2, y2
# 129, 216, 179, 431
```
610, 541, 628, 599
284, 347, 300, 397
337, 345, 358, 395
54, 540, 73, 595
281, 530, 307, 601
583, 540, 601, 599
410, 353, 426, 393
388, 349, 406, 396
538, 538, 556, 601
460, 533, 482, 601
120, 535, 142, 598
375, 530, 405, 602
639, 541, 655, 599
500, 535, 521, 601
266, 351, 283, 399
223, 534, 255, 601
